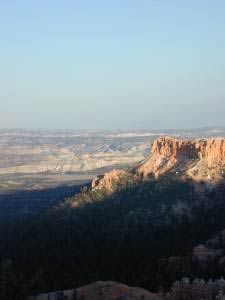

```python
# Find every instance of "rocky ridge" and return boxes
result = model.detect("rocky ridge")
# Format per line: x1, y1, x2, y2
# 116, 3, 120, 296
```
32, 279, 225, 300
32, 281, 161, 300
92, 137, 225, 190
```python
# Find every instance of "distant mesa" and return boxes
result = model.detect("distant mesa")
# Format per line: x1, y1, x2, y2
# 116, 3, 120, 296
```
92, 136, 225, 190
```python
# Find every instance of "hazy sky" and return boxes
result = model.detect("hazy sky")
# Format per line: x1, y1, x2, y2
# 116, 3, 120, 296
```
0, 0, 225, 130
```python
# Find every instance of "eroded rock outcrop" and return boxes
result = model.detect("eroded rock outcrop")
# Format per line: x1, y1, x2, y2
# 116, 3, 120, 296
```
31, 281, 161, 300
136, 137, 225, 182
77, 281, 161, 300
92, 137, 225, 190
192, 229, 225, 265
167, 277, 225, 300
91, 169, 131, 191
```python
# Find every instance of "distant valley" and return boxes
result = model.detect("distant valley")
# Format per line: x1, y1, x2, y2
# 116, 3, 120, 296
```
1, 129, 225, 298
0, 128, 225, 217
1, 128, 225, 192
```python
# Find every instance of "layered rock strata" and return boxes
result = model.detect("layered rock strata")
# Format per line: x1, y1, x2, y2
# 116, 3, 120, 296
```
92, 137, 225, 190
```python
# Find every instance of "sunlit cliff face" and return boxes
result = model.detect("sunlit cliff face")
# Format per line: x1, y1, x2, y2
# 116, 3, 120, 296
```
137, 137, 225, 182
93, 137, 225, 190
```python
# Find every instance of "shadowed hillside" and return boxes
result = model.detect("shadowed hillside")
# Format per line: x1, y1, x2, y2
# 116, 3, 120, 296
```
1, 136, 225, 299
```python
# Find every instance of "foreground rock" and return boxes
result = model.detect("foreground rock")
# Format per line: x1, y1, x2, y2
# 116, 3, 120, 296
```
31, 281, 161, 300
31, 278, 225, 300
167, 277, 225, 300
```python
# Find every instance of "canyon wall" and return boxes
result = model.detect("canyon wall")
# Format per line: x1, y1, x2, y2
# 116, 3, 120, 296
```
92, 137, 225, 190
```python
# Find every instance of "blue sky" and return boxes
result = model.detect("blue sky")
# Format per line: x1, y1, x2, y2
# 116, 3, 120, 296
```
0, 0, 225, 130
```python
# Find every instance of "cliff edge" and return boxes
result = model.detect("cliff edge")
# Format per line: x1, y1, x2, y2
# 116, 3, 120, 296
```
92, 137, 225, 190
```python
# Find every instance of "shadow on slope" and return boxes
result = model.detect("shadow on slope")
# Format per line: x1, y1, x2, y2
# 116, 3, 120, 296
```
1, 177, 225, 294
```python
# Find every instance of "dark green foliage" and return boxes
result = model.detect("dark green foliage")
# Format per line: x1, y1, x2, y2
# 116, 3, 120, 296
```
0, 260, 27, 300
0, 177, 225, 295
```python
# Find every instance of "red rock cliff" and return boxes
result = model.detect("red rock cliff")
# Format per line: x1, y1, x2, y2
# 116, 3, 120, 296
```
92, 137, 225, 190
91, 169, 130, 190
136, 137, 225, 182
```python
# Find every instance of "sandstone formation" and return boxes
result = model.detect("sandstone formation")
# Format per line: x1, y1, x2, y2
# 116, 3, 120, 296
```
31, 279, 225, 300
77, 281, 161, 300
192, 244, 217, 261
91, 169, 130, 191
92, 137, 225, 190
136, 137, 225, 181
31, 281, 161, 300
167, 277, 225, 300
192, 229, 225, 265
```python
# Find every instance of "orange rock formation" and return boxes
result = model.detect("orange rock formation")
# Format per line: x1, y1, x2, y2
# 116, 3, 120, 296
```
136, 137, 225, 182
91, 169, 130, 190
92, 137, 225, 190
